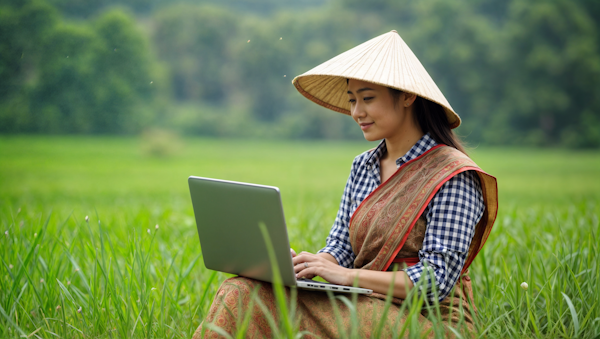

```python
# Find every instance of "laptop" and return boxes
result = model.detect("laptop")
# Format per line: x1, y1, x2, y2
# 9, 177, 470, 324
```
188, 176, 372, 295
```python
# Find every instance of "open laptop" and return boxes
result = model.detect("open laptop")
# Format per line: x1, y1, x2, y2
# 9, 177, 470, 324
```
188, 176, 372, 295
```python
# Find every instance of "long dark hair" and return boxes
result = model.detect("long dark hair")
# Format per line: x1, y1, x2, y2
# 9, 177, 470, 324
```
389, 88, 466, 154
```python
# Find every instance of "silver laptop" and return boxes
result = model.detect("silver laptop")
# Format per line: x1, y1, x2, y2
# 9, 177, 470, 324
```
188, 176, 372, 295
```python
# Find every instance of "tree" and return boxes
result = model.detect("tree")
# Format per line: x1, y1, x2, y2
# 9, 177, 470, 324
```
490, 0, 600, 147
92, 8, 156, 133
0, 0, 158, 133
153, 5, 238, 104
0, 0, 58, 132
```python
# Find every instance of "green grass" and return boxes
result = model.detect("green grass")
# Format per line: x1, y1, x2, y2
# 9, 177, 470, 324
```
1, 135, 599, 338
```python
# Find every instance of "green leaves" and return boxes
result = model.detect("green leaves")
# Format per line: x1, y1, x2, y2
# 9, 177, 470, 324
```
0, 0, 159, 134
3, 0, 600, 147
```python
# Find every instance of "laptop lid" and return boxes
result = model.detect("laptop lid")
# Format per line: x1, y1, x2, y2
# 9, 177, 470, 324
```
188, 176, 297, 286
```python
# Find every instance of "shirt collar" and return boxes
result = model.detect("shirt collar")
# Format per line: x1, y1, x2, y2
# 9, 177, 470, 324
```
366, 133, 438, 168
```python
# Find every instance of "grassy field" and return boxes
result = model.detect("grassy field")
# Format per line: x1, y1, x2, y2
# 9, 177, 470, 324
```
1, 135, 599, 338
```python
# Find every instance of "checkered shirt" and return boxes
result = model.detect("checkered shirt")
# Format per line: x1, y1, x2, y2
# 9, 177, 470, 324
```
318, 133, 485, 302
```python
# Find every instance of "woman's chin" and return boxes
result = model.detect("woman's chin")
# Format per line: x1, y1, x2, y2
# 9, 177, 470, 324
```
362, 132, 381, 142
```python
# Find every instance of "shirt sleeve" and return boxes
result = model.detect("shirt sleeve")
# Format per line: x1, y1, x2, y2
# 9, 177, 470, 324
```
404, 170, 485, 302
317, 156, 361, 268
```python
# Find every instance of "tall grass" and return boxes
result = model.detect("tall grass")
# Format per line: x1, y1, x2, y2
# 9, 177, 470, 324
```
0, 208, 218, 338
472, 202, 600, 338
1, 136, 599, 338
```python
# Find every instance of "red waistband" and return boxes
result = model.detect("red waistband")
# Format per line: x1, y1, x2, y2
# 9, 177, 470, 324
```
391, 256, 420, 267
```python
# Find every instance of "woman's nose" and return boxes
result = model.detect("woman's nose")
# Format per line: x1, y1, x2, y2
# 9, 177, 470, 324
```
351, 102, 366, 120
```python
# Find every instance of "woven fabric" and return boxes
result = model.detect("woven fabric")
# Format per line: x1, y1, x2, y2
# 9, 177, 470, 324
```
193, 276, 475, 339
318, 133, 496, 301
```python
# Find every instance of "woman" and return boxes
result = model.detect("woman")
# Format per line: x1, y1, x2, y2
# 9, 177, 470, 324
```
193, 30, 498, 338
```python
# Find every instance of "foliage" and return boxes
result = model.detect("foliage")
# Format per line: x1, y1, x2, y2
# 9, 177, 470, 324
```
152, 5, 237, 105
0, 0, 159, 134
1, 0, 600, 147
335, 0, 600, 147
496, 0, 600, 148
1, 136, 600, 337
47, 0, 327, 18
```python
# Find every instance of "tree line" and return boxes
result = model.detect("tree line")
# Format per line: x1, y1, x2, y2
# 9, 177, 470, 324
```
1, 0, 599, 147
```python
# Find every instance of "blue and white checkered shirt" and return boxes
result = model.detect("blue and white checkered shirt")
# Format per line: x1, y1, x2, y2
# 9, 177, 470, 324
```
318, 133, 484, 302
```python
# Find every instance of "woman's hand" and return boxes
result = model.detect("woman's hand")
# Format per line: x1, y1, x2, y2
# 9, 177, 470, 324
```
292, 251, 415, 298
292, 251, 353, 286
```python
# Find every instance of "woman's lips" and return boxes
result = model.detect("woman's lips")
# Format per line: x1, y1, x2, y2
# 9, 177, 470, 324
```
360, 122, 373, 130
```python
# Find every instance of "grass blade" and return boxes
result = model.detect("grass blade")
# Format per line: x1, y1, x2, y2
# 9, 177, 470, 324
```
160, 251, 179, 331
7, 216, 48, 308
258, 222, 294, 338
561, 292, 580, 336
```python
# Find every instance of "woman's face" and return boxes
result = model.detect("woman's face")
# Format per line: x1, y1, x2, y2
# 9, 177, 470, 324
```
347, 79, 415, 142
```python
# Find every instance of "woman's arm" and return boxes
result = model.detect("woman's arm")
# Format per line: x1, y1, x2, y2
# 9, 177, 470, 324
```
403, 171, 484, 301
354, 269, 414, 299
294, 171, 484, 301
293, 252, 414, 298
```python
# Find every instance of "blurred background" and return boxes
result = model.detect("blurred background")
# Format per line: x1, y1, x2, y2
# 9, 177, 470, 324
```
1, 0, 599, 148
1, 3, 600, 337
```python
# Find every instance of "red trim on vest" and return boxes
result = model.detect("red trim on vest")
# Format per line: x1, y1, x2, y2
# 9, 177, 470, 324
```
382, 165, 486, 272
348, 144, 496, 274
348, 144, 445, 229
391, 256, 420, 267
460, 170, 498, 274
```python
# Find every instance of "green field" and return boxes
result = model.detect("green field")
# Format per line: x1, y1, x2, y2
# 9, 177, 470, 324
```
1, 136, 599, 338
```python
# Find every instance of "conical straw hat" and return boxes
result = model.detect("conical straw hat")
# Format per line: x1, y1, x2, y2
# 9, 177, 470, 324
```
292, 30, 461, 129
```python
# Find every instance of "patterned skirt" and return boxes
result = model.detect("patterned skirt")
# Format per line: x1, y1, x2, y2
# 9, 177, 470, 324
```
192, 277, 475, 339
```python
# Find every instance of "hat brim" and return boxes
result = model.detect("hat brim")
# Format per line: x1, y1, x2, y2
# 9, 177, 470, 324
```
293, 74, 461, 129
292, 30, 461, 129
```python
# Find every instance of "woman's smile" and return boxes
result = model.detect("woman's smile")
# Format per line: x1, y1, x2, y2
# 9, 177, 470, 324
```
359, 122, 374, 130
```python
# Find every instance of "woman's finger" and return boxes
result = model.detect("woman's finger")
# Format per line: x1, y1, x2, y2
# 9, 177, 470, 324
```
293, 261, 318, 274
292, 253, 316, 266
295, 267, 317, 280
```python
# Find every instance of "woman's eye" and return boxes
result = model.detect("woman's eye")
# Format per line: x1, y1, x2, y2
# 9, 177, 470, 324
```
348, 98, 356, 103
363, 97, 374, 101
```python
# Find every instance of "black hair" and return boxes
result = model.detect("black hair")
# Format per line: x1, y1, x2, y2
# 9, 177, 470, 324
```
388, 88, 466, 154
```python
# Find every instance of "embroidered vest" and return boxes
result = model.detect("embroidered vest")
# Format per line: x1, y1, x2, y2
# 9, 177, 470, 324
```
349, 145, 498, 273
